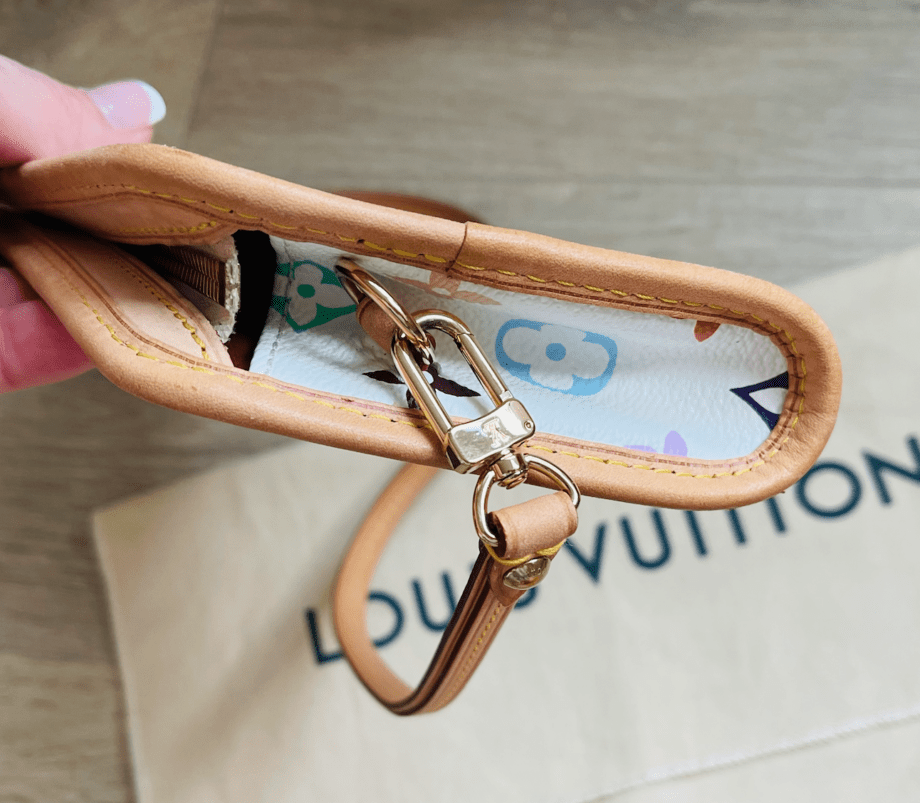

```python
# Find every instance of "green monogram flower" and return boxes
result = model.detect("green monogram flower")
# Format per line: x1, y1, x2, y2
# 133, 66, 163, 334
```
272, 260, 356, 332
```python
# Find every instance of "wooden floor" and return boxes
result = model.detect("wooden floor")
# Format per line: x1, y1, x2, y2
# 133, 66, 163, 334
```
2, 1, 919, 799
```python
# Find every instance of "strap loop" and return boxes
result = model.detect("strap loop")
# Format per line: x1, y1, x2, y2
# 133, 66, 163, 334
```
335, 258, 434, 360
474, 454, 580, 547
333, 464, 578, 715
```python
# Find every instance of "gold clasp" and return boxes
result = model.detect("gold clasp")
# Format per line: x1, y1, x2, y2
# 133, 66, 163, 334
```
392, 310, 535, 476
335, 258, 580, 551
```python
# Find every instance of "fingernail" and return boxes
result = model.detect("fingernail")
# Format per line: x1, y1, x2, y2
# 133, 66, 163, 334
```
85, 80, 166, 129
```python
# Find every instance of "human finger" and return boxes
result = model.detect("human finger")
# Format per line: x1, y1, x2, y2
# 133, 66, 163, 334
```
0, 298, 92, 392
0, 55, 166, 166
0, 265, 40, 305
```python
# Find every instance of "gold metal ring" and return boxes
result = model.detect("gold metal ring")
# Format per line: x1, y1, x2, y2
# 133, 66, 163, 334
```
472, 454, 581, 547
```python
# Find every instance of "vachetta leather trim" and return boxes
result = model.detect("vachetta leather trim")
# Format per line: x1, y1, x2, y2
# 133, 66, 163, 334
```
0, 145, 468, 268
0, 215, 234, 367
0, 144, 842, 509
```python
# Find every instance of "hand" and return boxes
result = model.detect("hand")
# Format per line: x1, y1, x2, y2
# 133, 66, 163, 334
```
0, 56, 166, 392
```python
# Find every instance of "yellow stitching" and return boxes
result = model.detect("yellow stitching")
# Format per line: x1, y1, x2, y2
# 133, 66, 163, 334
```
482, 539, 566, 567
522, 444, 793, 480
49, 184, 443, 265
117, 181, 456, 262
115, 260, 211, 360
527, 445, 555, 454
444, 604, 501, 704
115, 221, 217, 235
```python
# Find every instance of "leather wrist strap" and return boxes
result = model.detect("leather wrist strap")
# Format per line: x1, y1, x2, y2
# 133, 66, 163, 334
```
334, 260, 580, 714
333, 462, 578, 715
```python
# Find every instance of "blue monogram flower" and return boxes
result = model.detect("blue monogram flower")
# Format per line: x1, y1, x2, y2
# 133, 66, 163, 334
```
495, 319, 617, 396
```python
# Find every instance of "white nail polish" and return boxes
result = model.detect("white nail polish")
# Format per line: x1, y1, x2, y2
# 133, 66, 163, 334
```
132, 80, 167, 125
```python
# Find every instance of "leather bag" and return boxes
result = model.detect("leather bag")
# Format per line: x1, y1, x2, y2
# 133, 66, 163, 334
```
0, 143, 842, 713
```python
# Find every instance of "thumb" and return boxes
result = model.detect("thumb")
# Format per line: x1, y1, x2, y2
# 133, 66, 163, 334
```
0, 55, 166, 166
0, 299, 93, 392
0, 266, 92, 392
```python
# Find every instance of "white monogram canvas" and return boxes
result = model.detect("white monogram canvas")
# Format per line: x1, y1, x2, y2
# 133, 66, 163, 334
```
250, 238, 788, 460
95, 247, 920, 802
